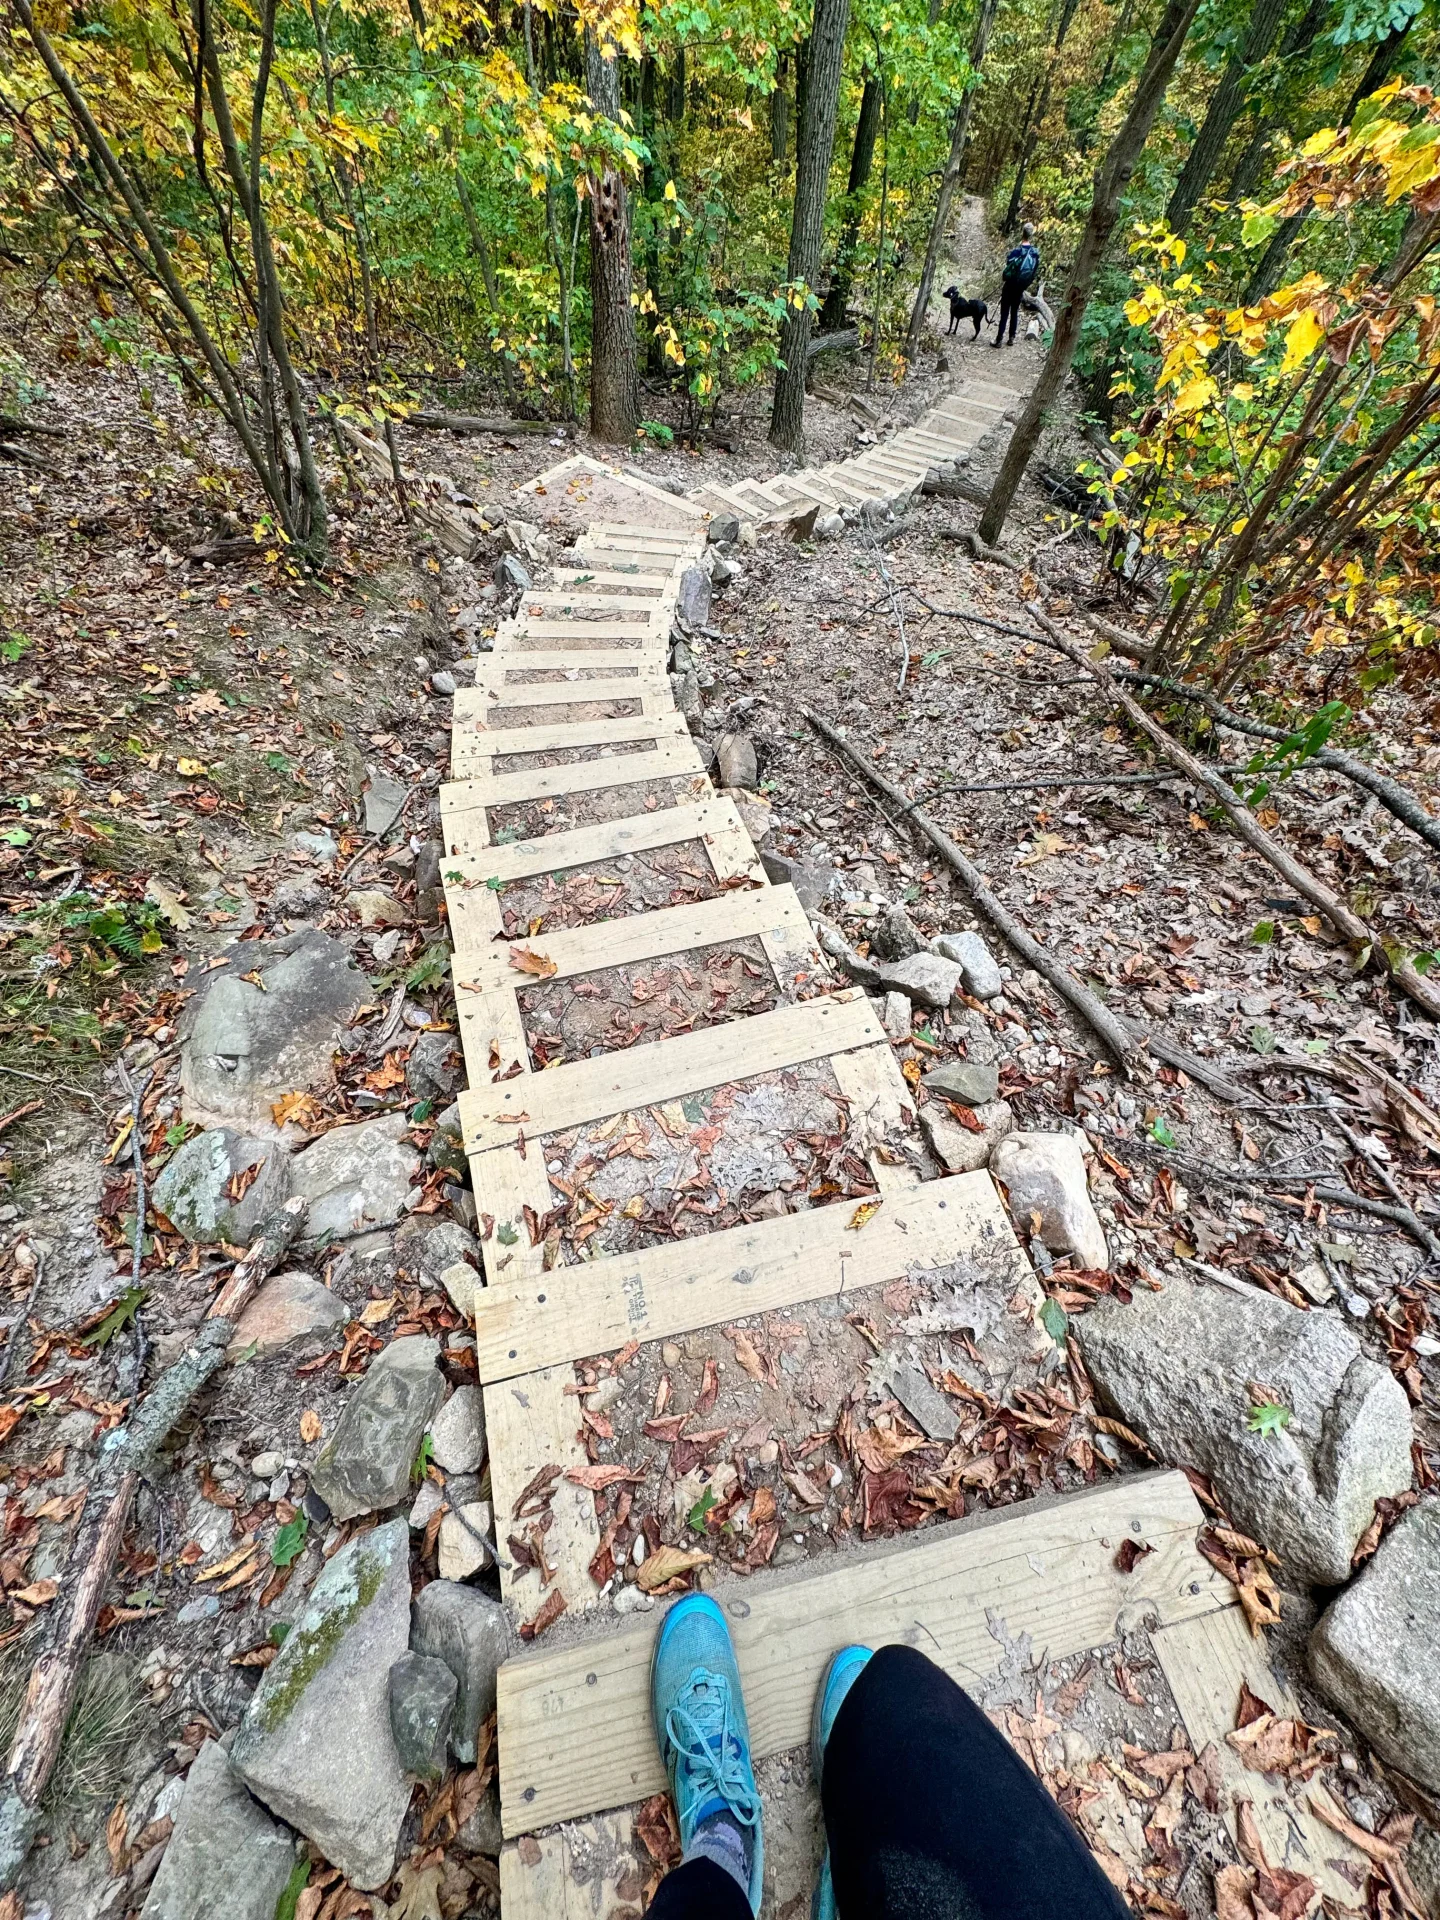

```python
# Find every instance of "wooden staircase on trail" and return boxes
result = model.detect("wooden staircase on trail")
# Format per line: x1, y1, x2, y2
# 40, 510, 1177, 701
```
687, 370, 1027, 531
440, 467, 1364, 1917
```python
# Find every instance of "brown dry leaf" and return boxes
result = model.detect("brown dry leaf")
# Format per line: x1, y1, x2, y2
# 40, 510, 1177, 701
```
12, 1579, 58, 1606
728, 1327, 769, 1383
359, 1295, 396, 1327
294, 1889, 325, 1920
1214, 1864, 1256, 1920
785, 1467, 826, 1510
193, 1535, 258, 1583
1228, 1712, 1335, 1778
637, 1545, 712, 1592
387, 1859, 444, 1920
1235, 1799, 1270, 1872
847, 1198, 883, 1230
634, 1792, 682, 1868
749, 1485, 777, 1527
1115, 1538, 1153, 1574
0, 1894, 24, 1920
509, 945, 557, 978
1236, 1563, 1284, 1635
1307, 1782, 1404, 1865
300, 1408, 324, 1444
563, 1464, 645, 1491
519, 1589, 567, 1641
105, 1801, 129, 1876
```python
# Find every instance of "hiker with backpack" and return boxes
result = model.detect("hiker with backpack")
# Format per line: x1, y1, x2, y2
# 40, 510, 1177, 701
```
995, 224, 1040, 348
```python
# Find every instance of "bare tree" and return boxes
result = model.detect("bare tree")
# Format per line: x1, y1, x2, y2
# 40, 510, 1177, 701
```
977, 0, 1200, 545
770, 0, 851, 450
1165, 0, 1289, 235
586, 26, 638, 444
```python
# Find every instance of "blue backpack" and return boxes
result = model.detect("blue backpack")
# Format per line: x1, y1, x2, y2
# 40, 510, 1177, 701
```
1003, 242, 1040, 288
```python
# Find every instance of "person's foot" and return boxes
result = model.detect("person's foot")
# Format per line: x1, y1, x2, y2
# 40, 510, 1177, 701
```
810, 1646, 873, 1920
651, 1594, 764, 1915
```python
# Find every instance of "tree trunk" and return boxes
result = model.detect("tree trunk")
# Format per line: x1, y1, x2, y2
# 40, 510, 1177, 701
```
1243, 18, 1411, 302
769, 0, 851, 451
977, 0, 1199, 545
904, 0, 1001, 359
454, 169, 518, 404
820, 71, 882, 330
1165, 0, 1288, 235
585, 27, 637, 444
1003, 74, 1050, 233
771, 52, 791, 162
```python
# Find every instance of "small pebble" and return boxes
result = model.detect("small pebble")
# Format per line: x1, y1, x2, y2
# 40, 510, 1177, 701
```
661, 1342, 682, 1368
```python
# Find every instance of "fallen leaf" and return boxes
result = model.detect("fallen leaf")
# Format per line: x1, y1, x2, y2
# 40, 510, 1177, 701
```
359, 1295, 396, 1326
509, 945, 557, 978
1214, 1864, 1256, 1920
1115, 1538, 1153, 1574
848, 1198, 883, 1230
637, 1545, 712, 1591
12, 1579, 58, 1606
519, 1589, 567, 1640
299, 1409, 323, 1444
563, 1464, 645, 1491
144, 875, 191, 930
105, 1800, 129, 1875
728, 1327, 769, 1383
387, 1858, 444, 1920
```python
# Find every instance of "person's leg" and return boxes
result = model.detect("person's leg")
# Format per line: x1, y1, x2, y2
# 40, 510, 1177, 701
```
649, 1595, 764, 1917
994, 284, 1016, 345
820, 1643, 1130, 1920
648, 1858, 754, 1920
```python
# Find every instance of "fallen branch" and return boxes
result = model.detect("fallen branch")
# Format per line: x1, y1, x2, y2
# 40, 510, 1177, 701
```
406, 410, 552, 436
0, 1195, 307, 1891
807, 328, 861, 360
1306, 1079, 1440, 1263
336, 420, 496, 559
0, 440, 61, 477
922, 474, 991, 509
940, 528, 1023, 569
0, 412, 65, 438
1023, 602, 1440, 1022
803, 708, 1141, 1074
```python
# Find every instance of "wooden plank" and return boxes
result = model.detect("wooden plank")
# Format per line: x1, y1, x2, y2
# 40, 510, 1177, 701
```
484, 1363, 603, 1619
459, 988, 882, 1151
1152, 1606, 1368, 1906
499, 1814, 636, 1920
511, 455, 709, 525
520, 591, 667, 617
550, 568, 669, 594
499, 620, 668, 647
441, 795, 765, 887
453, 882, 815, 995
443, 767, 713, 857
496, 1471, 1232, 1835
457, 679, 674, 725
830, 1043, 921, 1194
570, 545, 681, 576
476, 648, 669, 677
589, 520, 705, 546
451, 713, 690, 779
471, 1167, 1024, 1382
439, 741, 705, 818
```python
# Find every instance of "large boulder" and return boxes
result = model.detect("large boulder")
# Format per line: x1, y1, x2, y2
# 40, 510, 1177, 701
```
290, 1112, 421, 1245
990, 1130, 1107, 1270
1311, 1497, 1440, 1793
230, 1520, 411, 1890
675, 564, 712, 630
180, 928, 367, 1134
140, 1738, 298, 1920
1079, 1278, 1414, 1585
152, 1129, 291, 1246
310, 1335, 444, 1521
411, 1581, 513, 1763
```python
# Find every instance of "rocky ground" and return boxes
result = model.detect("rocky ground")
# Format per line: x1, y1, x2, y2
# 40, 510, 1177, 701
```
3, 202, 1440, 1920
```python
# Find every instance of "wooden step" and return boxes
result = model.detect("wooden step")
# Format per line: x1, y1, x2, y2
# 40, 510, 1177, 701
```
450, 710, 692, 780
549, 568, 670, 597
458, 985, 881, 1154
469, 649, 669, 679
473, 1163, 1013, 1384
519, 591, 670, 619
457, 679, 675, 731
494, 1471, 1229, 1836
440, 742, 708, 846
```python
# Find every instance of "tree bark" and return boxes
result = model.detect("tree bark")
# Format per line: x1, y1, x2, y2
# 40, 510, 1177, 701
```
585, 27, 637, 445
454, 168, 518, 404
769, 0, 851, 451
1003, 74, 1050, 234
977, 0, 1199, 545
1165, 0, 1288, 235
771, 51, 791, 163
905, 0, 1001, 359
820, 71, 882, 329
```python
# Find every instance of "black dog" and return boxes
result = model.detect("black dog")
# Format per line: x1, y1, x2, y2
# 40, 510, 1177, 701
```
942, 286, 987, 337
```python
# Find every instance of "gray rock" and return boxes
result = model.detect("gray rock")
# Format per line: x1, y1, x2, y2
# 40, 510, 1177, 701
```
311, 1334, 444, 1521
716, 730, 758, 790
676, 564, 712, 630
440, 1260, 479, 1320
227, 1271, 347, 1361
920, 1099, 1013, 1175
814, 511, 845, 539
990, 1130, 1107, 1271
140, 1738, 297, 1920
153, 1130, 291, 1246
271, 872, 326, 920
181, 928, 367, 1134
395, 1214, 480, 1286
493, 552, 531, 594
430, 1384, 485, 1473
407, 1031, 462, 1104
923, 1059, 1001, 1107
875, 952, 964, 1010
871, 905, 924, 962
708, 551, 738, 586
881, 991, 912, 1042
346, 889, 405, 929
290, 1112, 421, 1245
364, 769, 408, 836
388, 1651, 457, 1781
706, 513, 741, 545
761, 851, 838, 916
934, 930, 1004, 1001
431, 669, 457, 697
371, 929, 403, 966
671, 668, 703, 724
291, 830, 339, 867
456, 1781, 504, 1857
410, 1479, 445, 1530
1078, 1279, 1414, 1585
437, 1499, 495, 1580
410, 1581, 513, 1763
230, 1520, 411, 1890
885, 1360, 960, 1441
1311, 1498, 1440, 1792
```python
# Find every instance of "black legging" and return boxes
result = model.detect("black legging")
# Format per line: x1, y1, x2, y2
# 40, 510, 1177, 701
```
649, 1645, 1129, 1920
996, 281, 1025, 345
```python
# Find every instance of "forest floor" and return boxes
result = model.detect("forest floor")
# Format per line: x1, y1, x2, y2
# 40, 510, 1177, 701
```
1, 193, 1439, 1919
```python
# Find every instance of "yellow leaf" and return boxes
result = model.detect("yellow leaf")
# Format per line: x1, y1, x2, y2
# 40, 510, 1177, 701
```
299, 1409, 323, 1444
359, 1295, 396, 1326
637, 1544, 712, 1591
1280, 309, 1325, 373
848, 1198, 883, 1231
176, 758, 207, 777
508, 944, 557, 977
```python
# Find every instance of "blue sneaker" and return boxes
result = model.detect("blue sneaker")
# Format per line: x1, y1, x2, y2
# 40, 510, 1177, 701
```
651, 1594, 764, 1915
810, 1646, 873, 1920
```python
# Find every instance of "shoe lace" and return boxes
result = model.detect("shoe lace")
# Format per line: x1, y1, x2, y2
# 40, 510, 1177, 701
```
665, 1666, 760, 1832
